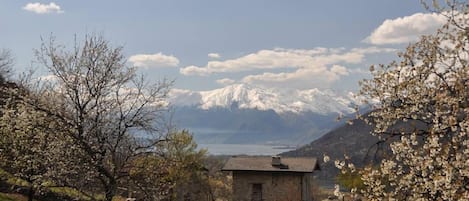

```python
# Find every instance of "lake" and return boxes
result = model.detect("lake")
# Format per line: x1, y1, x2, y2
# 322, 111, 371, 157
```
198, 144, 296, 155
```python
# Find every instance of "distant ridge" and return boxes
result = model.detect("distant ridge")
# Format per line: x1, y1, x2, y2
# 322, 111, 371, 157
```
282, 116, 377, 160
281, 114, 380, 186
282, 113, 425, 186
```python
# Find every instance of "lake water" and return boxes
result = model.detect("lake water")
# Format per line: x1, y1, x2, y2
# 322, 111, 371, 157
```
198, 144, 296, 155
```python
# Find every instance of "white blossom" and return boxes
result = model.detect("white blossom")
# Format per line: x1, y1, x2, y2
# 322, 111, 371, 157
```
323, 154, 330, 163
346, 2, 469, 200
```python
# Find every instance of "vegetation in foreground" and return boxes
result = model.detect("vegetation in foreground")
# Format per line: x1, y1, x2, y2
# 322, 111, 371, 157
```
0, 36, 232, 201
329, 1, 469, 200
0, 1, 467, 201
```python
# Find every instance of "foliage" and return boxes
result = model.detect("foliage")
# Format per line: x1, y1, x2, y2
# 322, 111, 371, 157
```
0, 49, 13, 82
127, 154, 172, 200
13, 34, 172, 201
204, 156, 232, 201
0, 33, 240, 201
128, 130, 210, 201
0, 100, 69, 201
336, 169, 365, 192
126, 131, 234, 201
160, 130, 209, 200
332, 1, 469, 200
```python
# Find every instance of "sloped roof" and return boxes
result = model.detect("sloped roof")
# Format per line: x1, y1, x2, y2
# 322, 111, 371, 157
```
222, 156, 320, 173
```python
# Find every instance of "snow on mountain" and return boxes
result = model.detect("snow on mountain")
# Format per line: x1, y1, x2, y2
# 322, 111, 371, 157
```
200, 84, 281, 111
169, 88, 202, 106
168, 84, 358, 114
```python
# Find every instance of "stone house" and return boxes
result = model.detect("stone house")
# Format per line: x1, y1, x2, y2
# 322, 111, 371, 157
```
222, 156, 320, 201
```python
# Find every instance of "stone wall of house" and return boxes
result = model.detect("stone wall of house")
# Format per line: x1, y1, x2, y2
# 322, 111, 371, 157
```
232, 171, 313, 201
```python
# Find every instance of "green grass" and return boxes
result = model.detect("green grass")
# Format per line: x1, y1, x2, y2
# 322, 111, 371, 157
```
48, 186, 99, 201
0, 193, 17, 201
0, 193, 29, 201
0, 169, 28, 187
0, 168, 128, 201
0, 167, 87, 200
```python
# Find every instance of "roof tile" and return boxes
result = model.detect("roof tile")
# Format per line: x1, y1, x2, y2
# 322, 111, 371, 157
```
222, 156, 320, 173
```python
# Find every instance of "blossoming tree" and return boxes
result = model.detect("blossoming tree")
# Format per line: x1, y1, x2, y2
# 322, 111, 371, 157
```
21, 35, 172, 201
344, 1, 469, 200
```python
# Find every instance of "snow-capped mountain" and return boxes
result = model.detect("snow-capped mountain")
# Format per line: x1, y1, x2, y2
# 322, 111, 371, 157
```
169, 84, 358, 115
169, 84, 364, 145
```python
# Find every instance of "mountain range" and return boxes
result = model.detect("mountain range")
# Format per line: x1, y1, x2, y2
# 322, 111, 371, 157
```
169, 84, 359, 114
168, 84, 361, 145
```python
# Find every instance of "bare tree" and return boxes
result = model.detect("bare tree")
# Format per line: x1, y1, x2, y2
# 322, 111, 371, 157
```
22, 35, 172, 201
0, 49, 13, 82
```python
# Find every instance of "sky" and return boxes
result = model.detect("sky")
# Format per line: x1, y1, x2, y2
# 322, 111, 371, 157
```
0, 1, 446, 94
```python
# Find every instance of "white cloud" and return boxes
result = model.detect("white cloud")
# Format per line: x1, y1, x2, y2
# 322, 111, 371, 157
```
273, 47, 343, 55
180, 65, 207, 76
350, 46, 396, 54
23, 2, 64, 14
241, 65, 348, 89
128, 53, 179, 68
330, 65, 349, 76
364, 12, 446, 45
208, 53, 221, 59
348, 68, 371, 75
181, 47, 395, 89
168, 88, 202, 106
216, 78, 236, 86
180, 48, 364, 76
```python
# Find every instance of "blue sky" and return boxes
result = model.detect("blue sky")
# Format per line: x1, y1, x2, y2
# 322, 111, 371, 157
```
0, 1, 444, 93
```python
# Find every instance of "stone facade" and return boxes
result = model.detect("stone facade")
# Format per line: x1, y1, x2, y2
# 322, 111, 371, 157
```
222, 156, 319, 201
231, 171, 314, 201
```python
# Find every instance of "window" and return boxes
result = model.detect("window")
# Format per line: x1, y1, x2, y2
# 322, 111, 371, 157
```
251, 183, 263, 201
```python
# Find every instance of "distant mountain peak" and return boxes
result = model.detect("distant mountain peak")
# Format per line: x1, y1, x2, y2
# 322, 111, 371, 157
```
169, 84, 359, 115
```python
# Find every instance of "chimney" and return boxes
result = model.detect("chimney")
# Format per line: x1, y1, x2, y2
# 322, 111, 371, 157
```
272, 156, 281, 166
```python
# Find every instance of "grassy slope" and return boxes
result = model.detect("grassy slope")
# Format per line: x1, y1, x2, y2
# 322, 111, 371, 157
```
0, 193, 30, 201
0, 168, 127, 201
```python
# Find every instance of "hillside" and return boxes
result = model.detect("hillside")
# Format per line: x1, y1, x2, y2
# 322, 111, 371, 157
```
282, 116, 378, 160
281, 116, 380, 186
282, 112, 429, 187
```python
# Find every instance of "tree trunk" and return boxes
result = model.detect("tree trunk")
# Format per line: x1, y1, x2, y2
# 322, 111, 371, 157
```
28, 185, 34, 201
105, 180, 117, 201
